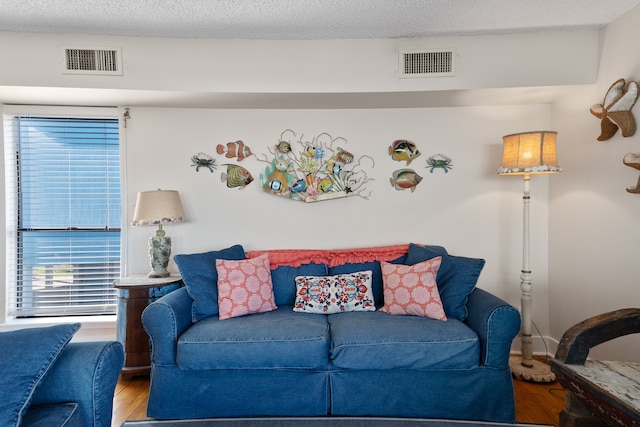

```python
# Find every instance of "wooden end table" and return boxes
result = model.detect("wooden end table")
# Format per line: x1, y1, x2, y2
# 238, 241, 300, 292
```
114, 274, 183, 378
550, 308, 640, 427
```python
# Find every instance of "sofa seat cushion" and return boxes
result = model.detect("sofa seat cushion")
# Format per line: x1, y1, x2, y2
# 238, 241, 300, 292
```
327, 311, 480, 370
21, 404, 82, 427
177, 306, 330, 369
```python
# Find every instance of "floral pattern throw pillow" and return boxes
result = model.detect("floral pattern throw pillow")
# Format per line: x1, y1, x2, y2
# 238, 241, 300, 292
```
216, 254, 277, 320
293, 270, 375, 314
380, 257, 447, 320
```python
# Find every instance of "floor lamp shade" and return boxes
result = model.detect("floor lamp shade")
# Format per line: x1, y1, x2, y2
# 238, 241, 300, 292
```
498, 131, 561, 175
131, 190, 188, 278
498, 131, 560, 383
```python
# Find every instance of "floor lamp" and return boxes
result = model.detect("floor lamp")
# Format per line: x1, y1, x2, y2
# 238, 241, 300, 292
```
498, 131, 561, 383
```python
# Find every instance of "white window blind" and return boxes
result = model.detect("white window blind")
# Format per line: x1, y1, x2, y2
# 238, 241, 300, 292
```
4, 109, 121, 317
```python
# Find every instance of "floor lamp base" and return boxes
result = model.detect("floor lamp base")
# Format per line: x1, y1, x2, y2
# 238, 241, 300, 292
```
509, 355, 556, 383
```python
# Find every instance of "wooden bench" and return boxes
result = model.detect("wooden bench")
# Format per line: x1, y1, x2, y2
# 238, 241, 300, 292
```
549, 308, 640, 427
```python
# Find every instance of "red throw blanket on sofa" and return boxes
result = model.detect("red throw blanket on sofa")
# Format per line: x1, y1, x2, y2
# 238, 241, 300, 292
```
246, 244, 409, 269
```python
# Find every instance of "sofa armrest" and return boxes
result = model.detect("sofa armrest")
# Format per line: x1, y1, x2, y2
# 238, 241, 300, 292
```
142, 286, 194, 365
31, 341, 124, 427
465, 288, 521, 368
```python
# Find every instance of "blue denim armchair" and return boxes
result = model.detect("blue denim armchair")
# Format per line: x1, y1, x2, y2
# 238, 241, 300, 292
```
25, 341, 124, 427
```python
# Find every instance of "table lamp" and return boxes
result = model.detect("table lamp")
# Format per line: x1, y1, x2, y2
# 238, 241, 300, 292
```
498, 131, 561, 382
131, 189, 187, 278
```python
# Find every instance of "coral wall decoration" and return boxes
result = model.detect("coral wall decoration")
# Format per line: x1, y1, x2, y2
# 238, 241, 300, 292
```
590, 78, 639, 141
257, 129, 374, 203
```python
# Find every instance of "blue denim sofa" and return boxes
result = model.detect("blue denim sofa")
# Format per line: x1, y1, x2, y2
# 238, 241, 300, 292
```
0, 323, 124, 427
142, 244, 521, 423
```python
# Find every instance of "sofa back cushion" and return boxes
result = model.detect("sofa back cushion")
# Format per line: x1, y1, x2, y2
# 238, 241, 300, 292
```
175, 244, 246, 322
271, 263, 328, 305
328, 258, 400, 307
405, 243, 485, 321
328, 245, 446, 306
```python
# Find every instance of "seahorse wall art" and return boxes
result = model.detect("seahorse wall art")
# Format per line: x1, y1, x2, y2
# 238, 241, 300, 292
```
590, 78, 639, 141
257, 129, 374, 203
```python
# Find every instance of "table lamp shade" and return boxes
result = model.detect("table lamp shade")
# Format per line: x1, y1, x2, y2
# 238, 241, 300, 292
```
131, 189, 187, 278
131, 190, 187, 226
498, 131, 561, 175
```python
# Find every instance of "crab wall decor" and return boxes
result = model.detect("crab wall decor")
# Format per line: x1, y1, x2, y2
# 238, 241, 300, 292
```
590, 78, 639, 141
257, 129, 374, 203
191, 152, 217, 172
426, 153, 453, 173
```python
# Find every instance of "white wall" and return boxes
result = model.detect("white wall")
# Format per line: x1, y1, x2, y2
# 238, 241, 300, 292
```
123, 105, 553, 337
549, 6, 640, 361
0, 30, 597, 96
0, 24, 608, 351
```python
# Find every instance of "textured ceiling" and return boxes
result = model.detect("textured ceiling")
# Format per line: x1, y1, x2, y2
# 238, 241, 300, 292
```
0, 0, 639, 40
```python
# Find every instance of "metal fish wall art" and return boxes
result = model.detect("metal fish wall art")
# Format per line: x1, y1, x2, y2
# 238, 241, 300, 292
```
390, 168, 422, 192
221, 164, 254, 189
257, 130, 374, 202
217, 140, 253, 161
389, 139, 421, 165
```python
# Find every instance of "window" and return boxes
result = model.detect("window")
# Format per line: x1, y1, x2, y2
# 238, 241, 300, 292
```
4, 107, 121, 317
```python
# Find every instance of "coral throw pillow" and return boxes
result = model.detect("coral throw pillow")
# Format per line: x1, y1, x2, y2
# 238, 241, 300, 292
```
216, 254, 277, 320
294, 270, 376, 314
380, 257, 447, 320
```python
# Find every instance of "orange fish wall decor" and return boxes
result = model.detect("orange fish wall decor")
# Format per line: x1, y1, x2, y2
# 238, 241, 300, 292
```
217, 140, 253, 161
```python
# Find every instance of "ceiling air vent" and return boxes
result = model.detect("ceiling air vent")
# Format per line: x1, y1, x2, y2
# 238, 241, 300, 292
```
63, 47, 123, 75
399, 49, 455, 78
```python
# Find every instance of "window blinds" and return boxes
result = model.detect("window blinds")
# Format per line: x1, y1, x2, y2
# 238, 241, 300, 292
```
4, 112, 121, 317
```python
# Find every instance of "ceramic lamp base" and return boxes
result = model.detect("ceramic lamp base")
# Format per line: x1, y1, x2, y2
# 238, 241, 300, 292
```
148, 270, 170, 278
148, 226, 171, 278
